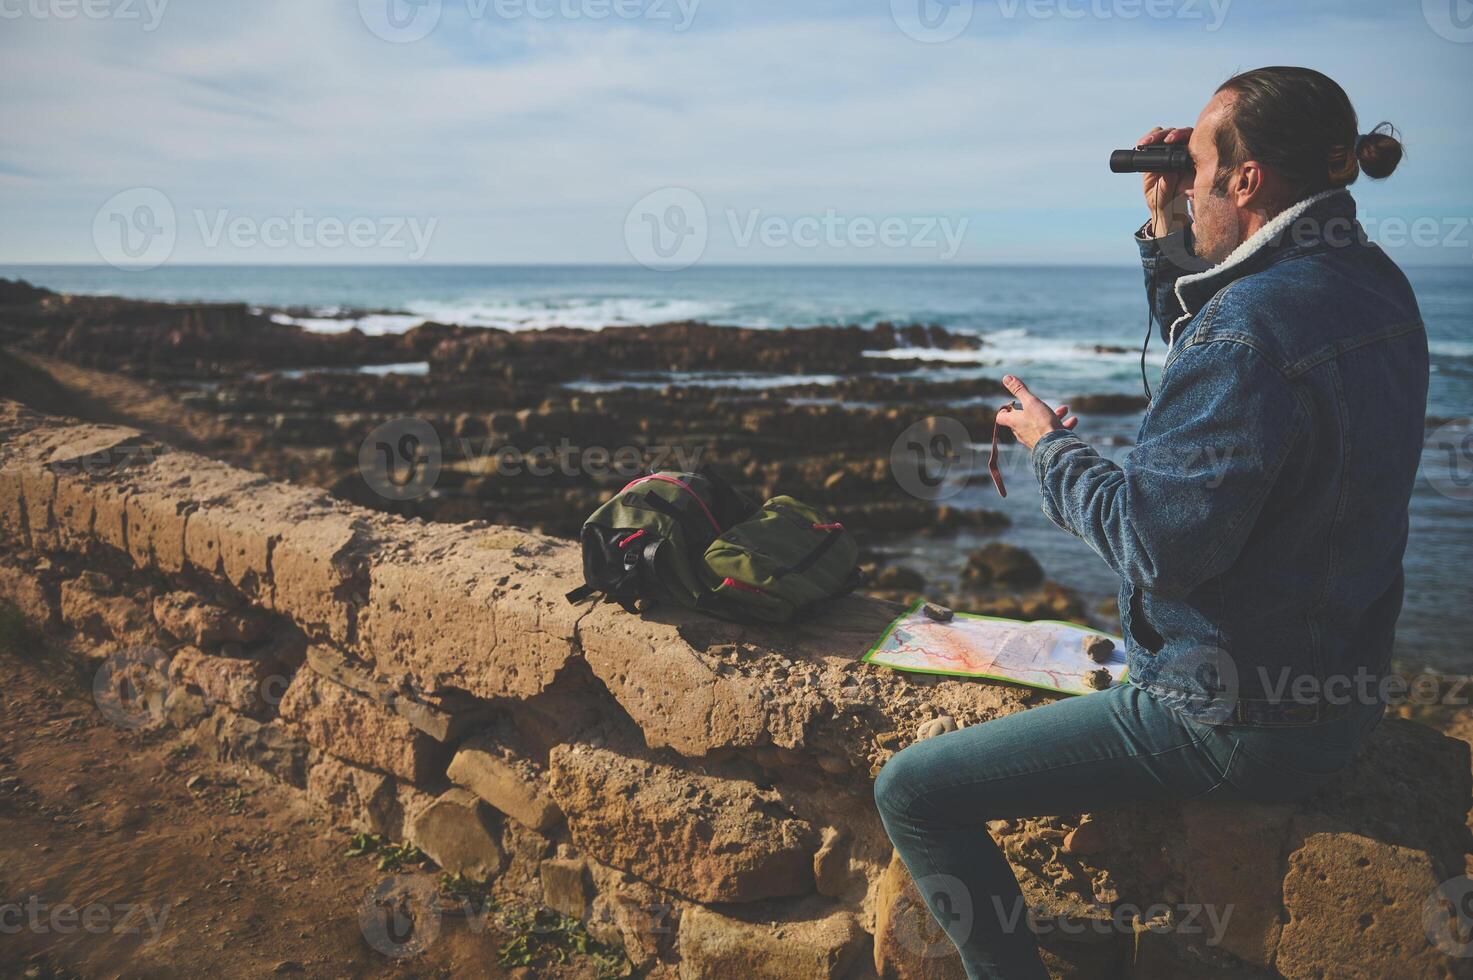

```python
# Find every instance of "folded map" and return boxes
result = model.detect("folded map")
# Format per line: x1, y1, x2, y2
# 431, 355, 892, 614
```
863, 599, 1128, 695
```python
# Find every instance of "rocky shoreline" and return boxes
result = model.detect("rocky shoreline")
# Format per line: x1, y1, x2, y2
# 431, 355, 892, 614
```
0, 277, 1121, 628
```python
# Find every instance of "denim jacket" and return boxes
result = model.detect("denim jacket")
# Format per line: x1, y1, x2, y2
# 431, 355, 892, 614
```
1030, 189, 1428, 718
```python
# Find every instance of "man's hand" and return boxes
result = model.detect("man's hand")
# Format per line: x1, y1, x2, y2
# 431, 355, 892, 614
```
1138, 125, 1193, 238
996, 375, 1077, 451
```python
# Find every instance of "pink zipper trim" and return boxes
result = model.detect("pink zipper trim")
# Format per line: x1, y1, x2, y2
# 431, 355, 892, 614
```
617, 529, 647, 548
721, 576, 767, 595
622, 474, 722, 533
812, 522, 844, 531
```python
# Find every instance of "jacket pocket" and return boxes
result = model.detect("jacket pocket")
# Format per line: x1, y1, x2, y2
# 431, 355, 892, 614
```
1127, 585, 1165, 655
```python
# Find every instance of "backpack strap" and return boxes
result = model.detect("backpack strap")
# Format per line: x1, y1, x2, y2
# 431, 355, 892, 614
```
566, 535, 668, 608
697, 463, 757, 527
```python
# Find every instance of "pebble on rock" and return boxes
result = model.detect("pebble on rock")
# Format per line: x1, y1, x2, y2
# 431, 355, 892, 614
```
916, 715, 958, 741
1083, 634, 1115, 663
1084, 667, 1113, 690
922, 602, 954, 623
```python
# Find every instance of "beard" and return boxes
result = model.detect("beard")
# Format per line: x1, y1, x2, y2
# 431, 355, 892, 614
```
1189, 191, 1241, 266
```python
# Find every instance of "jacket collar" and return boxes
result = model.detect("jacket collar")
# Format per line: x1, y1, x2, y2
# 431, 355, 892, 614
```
1168, 188, 1356, 345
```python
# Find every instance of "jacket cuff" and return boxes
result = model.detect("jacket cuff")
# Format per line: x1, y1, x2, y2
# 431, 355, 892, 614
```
1136, 223, 1191, 273
1031, 429, 1080, 482
1030, 430, 1082, 536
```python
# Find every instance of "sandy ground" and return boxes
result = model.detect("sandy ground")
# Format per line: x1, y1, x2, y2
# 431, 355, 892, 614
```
0, 641, 578, 980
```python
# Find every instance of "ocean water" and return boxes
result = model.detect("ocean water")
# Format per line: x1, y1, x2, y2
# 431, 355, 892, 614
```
4, 264, 1470, 673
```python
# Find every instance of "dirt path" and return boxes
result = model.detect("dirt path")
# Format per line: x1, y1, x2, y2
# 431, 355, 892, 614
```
2, 352, 228, 451
0, 642, 549, 980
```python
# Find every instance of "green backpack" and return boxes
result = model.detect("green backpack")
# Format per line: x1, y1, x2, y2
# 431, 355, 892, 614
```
565, 468, 860, 623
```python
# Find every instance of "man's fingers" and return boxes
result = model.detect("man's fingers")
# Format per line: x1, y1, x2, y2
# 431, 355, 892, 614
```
1002, 375, 1045, 407
1054, 405, 1069, 418
995, 406, 1015, 429
1062, 416, 1078, 430
1137, 126, 1191, 148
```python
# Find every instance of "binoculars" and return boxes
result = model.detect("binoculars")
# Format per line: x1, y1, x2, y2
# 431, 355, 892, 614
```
1109, 145, 1192, 173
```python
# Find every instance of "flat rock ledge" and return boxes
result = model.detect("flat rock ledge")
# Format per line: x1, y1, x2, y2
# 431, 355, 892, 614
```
2, 400, 1470, 979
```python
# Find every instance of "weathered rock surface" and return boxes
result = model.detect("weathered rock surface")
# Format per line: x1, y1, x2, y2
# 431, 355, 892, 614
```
962, 542, 1045, 590
306, 755, 403, 837
169, 645, 285, 720
304, 643, 493, 742
152, 591, 267, 648
194, 710, 312, 788
447, 727, 562, 832
676, 903, 866, 980
872, 851, 968, 980
277, 667, 445, 784
539, 856, 592, 919
59, 575, 154, 643
548, 740, 818, 904
0, 556, 57, 627
1276, 825, 1456, 980
407, 787, 503, 881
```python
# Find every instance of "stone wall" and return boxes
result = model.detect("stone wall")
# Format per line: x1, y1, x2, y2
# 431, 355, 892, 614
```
2, 400, 1469, 979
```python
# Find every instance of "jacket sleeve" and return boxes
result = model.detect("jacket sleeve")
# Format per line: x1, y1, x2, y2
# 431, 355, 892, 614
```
1136, 222, 1197, 345
1030, 339, 1305, 598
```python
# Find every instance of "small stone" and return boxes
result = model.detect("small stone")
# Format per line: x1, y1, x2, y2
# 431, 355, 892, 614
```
1084, 667, 1112, 690
186, 775, 208, 791
1083, 634, 1115, 663
272, 962, 304, 975
921, 602, 954, 623
816, 754, 849, 774
915, 715, 958, 741
1063, 820, 1107, 855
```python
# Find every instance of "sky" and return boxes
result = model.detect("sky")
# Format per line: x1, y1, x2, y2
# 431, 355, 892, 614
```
1, 0, 1471, 266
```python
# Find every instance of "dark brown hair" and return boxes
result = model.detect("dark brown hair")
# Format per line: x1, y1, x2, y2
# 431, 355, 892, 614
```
1212, 66, 1403, 205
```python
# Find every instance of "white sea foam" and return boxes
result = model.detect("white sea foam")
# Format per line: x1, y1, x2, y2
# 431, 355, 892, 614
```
864, 327, 1167, 367
271, 297, 735, 334
1429, 338, 1473, 359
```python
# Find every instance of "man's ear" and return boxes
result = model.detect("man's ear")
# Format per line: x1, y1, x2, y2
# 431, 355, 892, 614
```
1234, 160, 1267, 209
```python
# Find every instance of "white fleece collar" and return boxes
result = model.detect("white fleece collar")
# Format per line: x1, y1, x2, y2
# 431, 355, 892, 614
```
1166, 187, 1348, 347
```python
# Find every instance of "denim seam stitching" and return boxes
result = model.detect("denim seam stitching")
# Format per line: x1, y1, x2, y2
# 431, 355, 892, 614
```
1281, 320, 1426, 378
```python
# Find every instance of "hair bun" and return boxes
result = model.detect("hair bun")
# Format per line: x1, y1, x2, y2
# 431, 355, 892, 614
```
1356, 123, 1403, 180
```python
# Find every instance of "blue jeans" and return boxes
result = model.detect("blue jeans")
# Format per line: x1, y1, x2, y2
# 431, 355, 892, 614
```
873, 682, 1383, 980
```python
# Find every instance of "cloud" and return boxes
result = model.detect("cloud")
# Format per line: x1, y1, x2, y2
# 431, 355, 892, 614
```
1, 0, 1468, 263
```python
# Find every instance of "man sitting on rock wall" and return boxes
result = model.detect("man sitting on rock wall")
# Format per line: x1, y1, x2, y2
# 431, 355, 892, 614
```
875, 66, 1426, 979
